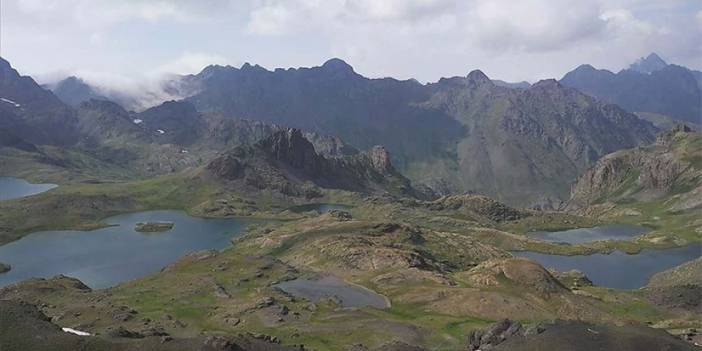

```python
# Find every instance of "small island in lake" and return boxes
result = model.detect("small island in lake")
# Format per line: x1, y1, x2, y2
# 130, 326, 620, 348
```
0, 262, 11, 274
134, 222, 174, 233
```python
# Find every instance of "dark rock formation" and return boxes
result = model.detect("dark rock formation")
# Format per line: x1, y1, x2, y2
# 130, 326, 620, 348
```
467, 319, 529, 350
204, 129, 420, 198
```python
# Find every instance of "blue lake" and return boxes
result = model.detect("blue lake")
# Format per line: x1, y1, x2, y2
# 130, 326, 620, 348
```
0, 210, 271, 289
529, 224, 649, 244
515, 244, 702, 289
0, 176, 57, 201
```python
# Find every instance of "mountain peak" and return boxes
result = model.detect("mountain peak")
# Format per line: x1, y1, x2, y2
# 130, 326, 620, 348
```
321, 58, 354, 73
466, 70, 492, 84
532, 79, 562, 89
629, 53, 667, 74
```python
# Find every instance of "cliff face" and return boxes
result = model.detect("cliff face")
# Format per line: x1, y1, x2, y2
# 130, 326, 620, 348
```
204, 129, 421, 199
567, 125, 701, 210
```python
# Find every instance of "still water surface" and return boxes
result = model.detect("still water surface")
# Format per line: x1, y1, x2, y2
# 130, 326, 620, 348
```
0, 176, 57, 201
0, 210, 271, 288
515, 244, 702, 289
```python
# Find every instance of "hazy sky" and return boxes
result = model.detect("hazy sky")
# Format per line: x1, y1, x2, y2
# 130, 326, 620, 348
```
2, 0, 701, 88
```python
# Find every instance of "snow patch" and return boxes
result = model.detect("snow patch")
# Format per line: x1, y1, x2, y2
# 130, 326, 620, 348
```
62, 327, 91, 336
156, 129, 165, 134
133, 118, 143, 124
0, 98, 21, 108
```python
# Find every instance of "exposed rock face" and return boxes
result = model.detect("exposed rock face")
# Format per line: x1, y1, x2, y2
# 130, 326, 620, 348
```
0, 262, 10, 274
567, 126, 701, 209
467, 319, 528, 351
204, 129, 420, 198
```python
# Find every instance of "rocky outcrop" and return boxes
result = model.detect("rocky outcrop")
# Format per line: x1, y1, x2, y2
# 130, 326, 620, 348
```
568, 126, 701, 209
204, 129, 420, 198
0, 262, 10, 274
467, 319, 532, 351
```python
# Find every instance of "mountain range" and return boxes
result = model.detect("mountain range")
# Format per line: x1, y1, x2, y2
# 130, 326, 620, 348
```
560, 53, 702, 124
2, 56, 661, 206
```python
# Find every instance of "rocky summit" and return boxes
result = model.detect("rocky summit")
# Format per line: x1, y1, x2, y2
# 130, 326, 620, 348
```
204, 128, 420, 199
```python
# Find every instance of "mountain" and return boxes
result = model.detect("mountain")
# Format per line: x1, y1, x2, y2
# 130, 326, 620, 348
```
0, 57, 80, 146
51, 76, 108, 106
49, 74, 201, 112
629, 53, 668, 74
567, 124, 701, 210
203, 128, 420, 199
560, 53, 702, 124
182, 59, 655, 206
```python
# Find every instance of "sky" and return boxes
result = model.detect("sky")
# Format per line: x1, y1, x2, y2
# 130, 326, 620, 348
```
2, 0, 701, 89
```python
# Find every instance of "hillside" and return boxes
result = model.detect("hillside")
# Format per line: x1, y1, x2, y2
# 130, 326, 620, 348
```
568, 125, 702, 210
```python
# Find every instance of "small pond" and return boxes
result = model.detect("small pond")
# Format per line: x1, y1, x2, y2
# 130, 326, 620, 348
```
0, 210, 271, 289
528, 224, 650, 244
275, 275, 389, 309
0, 176, 57, 201
515, 244, 702, 289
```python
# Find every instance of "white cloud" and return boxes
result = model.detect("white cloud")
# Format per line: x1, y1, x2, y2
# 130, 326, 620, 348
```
465, 0, 607, 52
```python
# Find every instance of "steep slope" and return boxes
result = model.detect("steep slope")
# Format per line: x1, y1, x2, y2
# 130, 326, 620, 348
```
0, 57, 79, 146
202, 128, 420, 198
568, 125, 701, 209
560, 54, 702, 124
422, 74, 656, 206
184, 59, 655, 206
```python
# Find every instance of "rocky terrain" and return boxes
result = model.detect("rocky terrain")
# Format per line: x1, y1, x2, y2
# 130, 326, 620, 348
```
568, 125, 701, 209
203, 128, 420, 200
468, 319, 696, 351
0, 300, 301, 351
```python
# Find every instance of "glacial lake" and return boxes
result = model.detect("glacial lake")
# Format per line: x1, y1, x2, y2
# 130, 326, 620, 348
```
0, 210, 271, 289
287, 203, 351, 214
528, 224, 649, 244
0, 176, 57, 201
515, 244, 702, 289
275, 276, 389, 309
